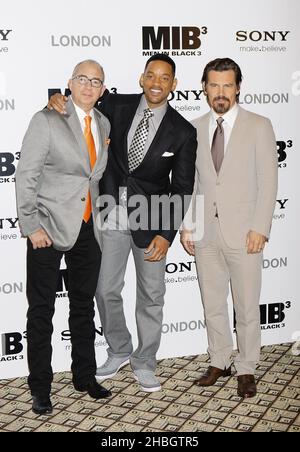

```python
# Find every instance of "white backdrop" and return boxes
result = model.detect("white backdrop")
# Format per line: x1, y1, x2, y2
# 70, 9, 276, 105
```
0, 0, 299, 379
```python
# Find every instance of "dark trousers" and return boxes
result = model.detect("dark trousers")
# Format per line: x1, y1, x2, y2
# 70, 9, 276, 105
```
26, 219, 101, 395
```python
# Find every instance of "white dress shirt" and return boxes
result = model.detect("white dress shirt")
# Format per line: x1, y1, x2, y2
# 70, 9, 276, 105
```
72, 98, 100, 156
209, 103, 239, 154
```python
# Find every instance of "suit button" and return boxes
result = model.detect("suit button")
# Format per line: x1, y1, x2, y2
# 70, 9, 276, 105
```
213, 202, 216, 206
81, 197, 86, 202
216, 182, 221, 186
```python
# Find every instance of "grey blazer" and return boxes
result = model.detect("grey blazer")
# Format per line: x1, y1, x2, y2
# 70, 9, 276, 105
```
16, 98, 110, 251
185, 106, 278, 249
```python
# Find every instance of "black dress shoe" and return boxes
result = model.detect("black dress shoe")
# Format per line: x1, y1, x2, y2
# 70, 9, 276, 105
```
32, 394, 53, 415
74, 379, 112, 399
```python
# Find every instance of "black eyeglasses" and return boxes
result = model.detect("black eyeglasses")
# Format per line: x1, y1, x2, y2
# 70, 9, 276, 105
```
72, 75, 103, 88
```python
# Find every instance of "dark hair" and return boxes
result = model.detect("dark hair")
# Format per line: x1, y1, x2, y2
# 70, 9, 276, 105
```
201, 57, 242, 101
145, 53, 176, 76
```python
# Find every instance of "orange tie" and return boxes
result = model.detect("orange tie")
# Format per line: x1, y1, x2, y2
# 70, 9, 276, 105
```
83, 115, 97, 223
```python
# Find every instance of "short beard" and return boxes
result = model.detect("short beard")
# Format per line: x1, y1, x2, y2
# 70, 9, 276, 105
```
212, 97, 230, 114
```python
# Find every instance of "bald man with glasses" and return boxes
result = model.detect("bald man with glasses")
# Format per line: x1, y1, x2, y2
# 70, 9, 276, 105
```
16, 60, 112, 415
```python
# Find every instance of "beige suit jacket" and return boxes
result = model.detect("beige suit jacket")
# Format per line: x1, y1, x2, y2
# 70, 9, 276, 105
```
186, 106, 278, 249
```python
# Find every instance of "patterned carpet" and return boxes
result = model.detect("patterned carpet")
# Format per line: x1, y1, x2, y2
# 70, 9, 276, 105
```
0, 343, 299, 432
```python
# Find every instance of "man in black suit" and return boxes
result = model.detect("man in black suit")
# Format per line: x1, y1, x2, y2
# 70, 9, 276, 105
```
49, 54, 197, 392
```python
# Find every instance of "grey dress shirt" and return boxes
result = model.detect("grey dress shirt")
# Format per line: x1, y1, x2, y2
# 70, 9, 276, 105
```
127, 94, 168, 156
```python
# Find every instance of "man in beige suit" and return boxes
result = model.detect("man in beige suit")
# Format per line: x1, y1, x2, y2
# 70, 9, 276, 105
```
181, 58, 278, 398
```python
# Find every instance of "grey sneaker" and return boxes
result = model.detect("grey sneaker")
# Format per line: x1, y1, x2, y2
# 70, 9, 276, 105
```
133, 369, 162, 392
96, 355, 130, 381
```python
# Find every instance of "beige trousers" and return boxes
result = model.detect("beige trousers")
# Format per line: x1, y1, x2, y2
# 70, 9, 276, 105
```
195, 218, 262, 375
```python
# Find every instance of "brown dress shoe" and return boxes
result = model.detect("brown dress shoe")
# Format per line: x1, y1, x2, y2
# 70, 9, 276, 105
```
194, 365, 232, 387
237, 375, 257, 398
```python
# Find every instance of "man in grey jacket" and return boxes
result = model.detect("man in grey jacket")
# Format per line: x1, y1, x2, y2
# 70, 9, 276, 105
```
16, 60, 111, 415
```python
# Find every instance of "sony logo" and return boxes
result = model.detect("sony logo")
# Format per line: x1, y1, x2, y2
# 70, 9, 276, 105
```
236, 30, 290, 42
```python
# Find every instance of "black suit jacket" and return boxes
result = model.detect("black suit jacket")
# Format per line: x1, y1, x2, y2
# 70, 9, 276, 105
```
96, 93, 197, 248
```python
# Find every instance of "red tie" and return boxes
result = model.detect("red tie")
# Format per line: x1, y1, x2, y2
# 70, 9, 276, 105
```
83, 115, 97, 223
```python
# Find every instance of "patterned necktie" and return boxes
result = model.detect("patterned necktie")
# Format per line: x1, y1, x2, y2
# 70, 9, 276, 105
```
211, 117, 224, 174
128, 108, 154, 172
83, 115, 97, 223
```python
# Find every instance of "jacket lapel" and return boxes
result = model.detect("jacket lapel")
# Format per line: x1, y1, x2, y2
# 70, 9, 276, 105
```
218, 107, 248, 178
119, 96, 142, 172
91, 110, 107, 177
132, 104, 175, 171
200, 113, 216, 176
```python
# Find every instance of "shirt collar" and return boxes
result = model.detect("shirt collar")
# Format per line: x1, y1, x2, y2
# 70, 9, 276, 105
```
210, 102, 239, 129
138, 94, 168, 119
71, 96, 95, 124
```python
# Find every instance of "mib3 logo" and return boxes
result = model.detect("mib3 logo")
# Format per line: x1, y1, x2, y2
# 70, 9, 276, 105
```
236, 30, 290, 42
0, 152, 20, 183
142, 26, 208, 56
277, 140, 293, 168
260, 301, 291, 330
0, 331, 26, 362
234, 301, 291, 332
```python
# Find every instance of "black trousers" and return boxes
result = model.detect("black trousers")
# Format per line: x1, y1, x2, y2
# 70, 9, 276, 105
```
26, 219, 101, 395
